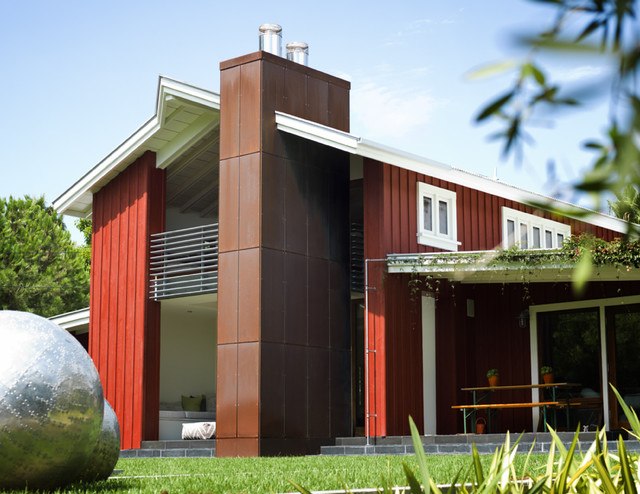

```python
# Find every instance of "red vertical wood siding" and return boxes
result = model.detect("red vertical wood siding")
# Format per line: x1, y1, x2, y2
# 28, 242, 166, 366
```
363, 159, 623, 436
89, 151, 165, 449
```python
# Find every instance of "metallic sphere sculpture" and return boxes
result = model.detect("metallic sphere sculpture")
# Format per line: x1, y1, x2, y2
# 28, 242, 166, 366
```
0, 311, 104, 490
77, 400, 121, 482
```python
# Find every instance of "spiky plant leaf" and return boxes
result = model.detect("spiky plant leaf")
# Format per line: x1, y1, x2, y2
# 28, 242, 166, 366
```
611, 384, 640, 439
617, 436, 638, 494
471, 443, 484, 485
403, 462, 424, 494
554, 429, 579, 494
592, 453, 619, 494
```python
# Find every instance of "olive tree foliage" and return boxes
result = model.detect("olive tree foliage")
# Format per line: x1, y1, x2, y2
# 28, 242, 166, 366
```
474, 0, 639, 233
0, 196, 90, 317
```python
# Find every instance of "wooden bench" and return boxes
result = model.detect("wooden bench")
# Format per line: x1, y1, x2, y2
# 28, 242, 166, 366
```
452, 401, 577, 433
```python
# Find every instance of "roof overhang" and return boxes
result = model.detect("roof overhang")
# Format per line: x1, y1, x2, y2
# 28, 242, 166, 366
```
49, 307, 90, 332
53, 77, 221, 217
275, 111, 628, 234
387, 252, 640, 284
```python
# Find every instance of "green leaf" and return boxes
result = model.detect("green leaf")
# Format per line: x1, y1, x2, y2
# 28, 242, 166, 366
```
466, 59, 518, 80
572, 248, 593, 297
471, 443, 484, 484
408, 415, 439, 493
611, 384, 640, 439
403, 463, 423, 494
618, 436, 638, 494
577, 19, 605, 42
592, 453, 619, 494
475, 91, 515, 122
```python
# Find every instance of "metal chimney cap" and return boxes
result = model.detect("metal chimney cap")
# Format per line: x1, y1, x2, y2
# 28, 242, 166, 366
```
286, 41, 308, 50
259, 23, 282, 33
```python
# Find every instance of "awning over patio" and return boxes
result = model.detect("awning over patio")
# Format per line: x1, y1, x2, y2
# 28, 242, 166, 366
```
386, 251, 640, 284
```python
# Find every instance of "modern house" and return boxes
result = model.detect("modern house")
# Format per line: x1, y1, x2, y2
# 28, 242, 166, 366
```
53, 26, 640, 457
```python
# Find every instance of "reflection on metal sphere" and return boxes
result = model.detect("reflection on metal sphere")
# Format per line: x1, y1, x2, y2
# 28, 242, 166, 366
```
0, 311, 103, 490
77, 400, 121, 482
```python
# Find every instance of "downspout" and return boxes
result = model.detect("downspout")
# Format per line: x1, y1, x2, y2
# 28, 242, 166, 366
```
364, 257, 387, 446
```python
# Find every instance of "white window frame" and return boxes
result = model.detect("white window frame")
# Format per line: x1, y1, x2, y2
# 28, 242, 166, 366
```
417, 182, 459, 251
502, 207, 571, 250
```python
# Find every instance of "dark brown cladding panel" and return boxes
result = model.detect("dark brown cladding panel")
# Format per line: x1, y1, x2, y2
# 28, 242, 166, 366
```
218, 49, 351, 456
220, 51, 351, 89
220, 66, 240, 160
216, 344, 238, 439
238, 153, 261, 250
217, 251, 238, 344
237, 248, 260, 343
218, 158, 239, 253
239, 62, 261, 157
237, 342, 260, 438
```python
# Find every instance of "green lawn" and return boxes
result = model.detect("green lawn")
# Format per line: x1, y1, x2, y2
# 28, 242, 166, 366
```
34, 453, 547, 494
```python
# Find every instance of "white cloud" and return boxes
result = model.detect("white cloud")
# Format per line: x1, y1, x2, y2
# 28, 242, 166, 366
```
351, 79, 445, 141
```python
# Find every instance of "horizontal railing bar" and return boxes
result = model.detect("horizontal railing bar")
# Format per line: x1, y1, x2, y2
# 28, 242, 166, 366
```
150, 224, 218, 237
151, 228, 218, 242
152, 288, 217, 300
150, 266, 217, 277
150, 235, 218, 248
150, 257, 218, 267
151, 247, 217, 257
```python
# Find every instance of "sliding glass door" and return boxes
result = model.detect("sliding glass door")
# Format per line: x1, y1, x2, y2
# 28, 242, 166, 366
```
606, 304, 640, 430
537, 308, 603, 430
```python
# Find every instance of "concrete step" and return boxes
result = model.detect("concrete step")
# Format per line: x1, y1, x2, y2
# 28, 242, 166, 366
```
323, 434, 640, 456
120, 439, 216, 458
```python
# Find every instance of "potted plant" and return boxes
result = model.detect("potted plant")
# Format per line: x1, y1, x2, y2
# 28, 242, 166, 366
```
486, 368, 499, 387
540, 366, 554, 384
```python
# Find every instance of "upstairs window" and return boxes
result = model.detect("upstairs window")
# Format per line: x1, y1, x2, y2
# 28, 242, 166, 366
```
502, 207, 570, 249
417, 182, 459, 251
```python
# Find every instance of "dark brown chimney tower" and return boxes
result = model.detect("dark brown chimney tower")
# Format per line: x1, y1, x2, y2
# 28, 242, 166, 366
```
216, 49, 351, 456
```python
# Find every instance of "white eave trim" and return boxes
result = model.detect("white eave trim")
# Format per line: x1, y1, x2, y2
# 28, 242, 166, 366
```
49, 307, 90, 331
386, 252, 640, 283
275, 111, 628, 234
53, 77, 220, 217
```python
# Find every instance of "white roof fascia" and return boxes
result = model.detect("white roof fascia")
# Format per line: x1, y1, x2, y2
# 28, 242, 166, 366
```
158, 76, 220, 112
52, 116, 160, 216
275, 111, 358, 152
53, 77, 220, 216
49, 307, 90, 331
274, 111, 627, 234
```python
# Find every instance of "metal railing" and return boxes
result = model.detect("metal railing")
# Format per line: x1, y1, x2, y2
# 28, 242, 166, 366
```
350, 222, 364, 292
149, 224, 218, 300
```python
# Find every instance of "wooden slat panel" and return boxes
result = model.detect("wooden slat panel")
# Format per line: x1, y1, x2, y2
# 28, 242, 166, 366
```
89, 151, 164, 450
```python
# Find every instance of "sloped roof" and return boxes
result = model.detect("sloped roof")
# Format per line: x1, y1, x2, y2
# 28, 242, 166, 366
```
53, 77, 220, 217
54, 77, 627, 234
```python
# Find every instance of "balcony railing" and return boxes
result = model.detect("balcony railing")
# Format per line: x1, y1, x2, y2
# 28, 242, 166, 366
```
149, 224, 218, 300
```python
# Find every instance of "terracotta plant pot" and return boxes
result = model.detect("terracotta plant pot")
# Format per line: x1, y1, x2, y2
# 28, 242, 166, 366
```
487, 375, 499, 387
542, 373, 554, 384
476, 417, 486, 434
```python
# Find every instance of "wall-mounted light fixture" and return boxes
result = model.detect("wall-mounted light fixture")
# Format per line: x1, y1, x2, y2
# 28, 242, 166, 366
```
518, 309, 530, 329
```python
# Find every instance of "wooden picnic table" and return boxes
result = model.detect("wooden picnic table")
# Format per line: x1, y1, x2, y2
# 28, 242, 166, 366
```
453, 383, 581, 433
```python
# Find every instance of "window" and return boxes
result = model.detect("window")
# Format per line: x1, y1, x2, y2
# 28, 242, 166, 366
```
502, 207, 570, 249
417, 182, 459, 251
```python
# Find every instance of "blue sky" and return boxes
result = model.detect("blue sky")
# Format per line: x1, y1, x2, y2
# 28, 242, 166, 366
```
0, 1, 613, 236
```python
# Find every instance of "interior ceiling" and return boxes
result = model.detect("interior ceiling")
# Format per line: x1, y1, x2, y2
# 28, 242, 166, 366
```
165, 129, 220, 219
161, 293, 218, 315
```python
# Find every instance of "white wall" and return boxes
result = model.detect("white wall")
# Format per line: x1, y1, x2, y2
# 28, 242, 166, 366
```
160, 302, 217, 408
